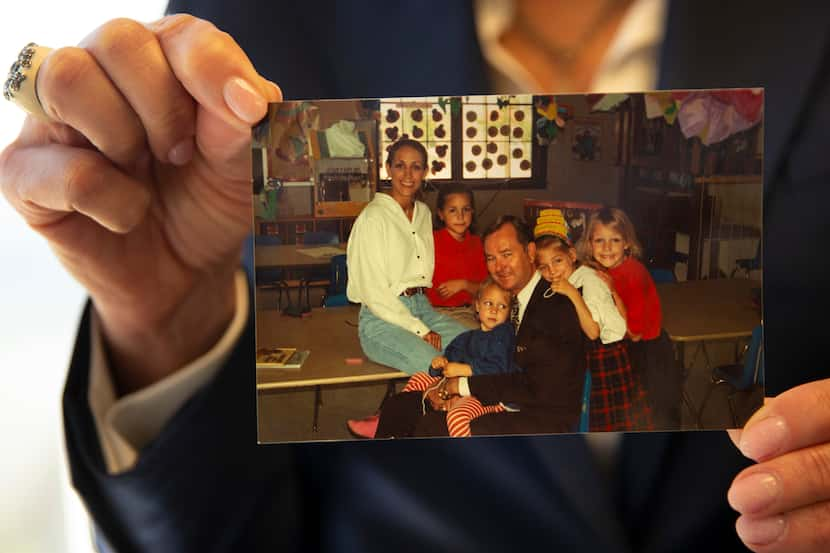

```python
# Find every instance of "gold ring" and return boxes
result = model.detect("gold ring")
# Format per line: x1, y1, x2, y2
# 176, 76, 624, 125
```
3, 43, 53, 121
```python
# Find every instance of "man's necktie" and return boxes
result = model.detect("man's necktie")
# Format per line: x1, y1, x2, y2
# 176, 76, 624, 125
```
510, 297, 520, 333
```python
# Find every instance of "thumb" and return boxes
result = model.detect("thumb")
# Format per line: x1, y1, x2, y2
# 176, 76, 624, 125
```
193, 79, 281, 182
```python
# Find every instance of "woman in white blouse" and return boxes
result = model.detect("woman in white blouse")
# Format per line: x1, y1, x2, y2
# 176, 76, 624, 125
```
346, 139, 468, 374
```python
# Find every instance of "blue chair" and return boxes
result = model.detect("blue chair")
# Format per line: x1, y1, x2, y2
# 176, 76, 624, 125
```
731, 241, 762, 278
254, 233, 282, 247
697, 324, 764, 427
254, 235, 290, 309
578, 369, 592, 432
302, 231, 339, 246
648, 267, 676, 284
322, 254, 350, 307
300, 231, 341, 308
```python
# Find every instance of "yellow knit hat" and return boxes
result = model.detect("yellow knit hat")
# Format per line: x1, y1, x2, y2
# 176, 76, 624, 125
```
533, 208, 569, 241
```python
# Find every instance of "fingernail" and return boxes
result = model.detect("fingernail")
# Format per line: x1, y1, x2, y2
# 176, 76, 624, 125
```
728, 472, 780, 513
266, 79, 282, 100
739, 415, 788, 460
223, 77, 267, 124
735, 515, 786, 546
167, 137, 194, 166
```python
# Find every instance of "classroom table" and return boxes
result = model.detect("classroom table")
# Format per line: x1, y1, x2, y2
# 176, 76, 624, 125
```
254, 243, 346, 269
254, 243, 347, 312
656, 277, 762, 427
657, 277, 761, 357
256, 305, 407, 431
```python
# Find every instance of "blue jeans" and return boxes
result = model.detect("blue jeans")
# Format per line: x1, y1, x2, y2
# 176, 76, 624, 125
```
358, 294, 468, 374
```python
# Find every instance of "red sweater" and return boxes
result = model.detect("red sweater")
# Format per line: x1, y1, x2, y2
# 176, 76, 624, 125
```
427, 229, 488, 307
608, 257, 662, 340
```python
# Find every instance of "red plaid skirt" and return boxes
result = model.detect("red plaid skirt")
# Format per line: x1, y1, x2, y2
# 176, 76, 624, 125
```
587, 340, 654, 431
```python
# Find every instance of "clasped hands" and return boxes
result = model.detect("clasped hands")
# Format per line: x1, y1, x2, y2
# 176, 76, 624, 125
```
425, 356, 471, 411
1, 14, 829, 553
423, 377, 461, 412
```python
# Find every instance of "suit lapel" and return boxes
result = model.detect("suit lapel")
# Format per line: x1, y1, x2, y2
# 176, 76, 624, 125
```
515, 277, 548, 342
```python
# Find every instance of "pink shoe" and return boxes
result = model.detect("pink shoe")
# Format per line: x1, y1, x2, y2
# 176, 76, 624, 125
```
347, 414, 379, 439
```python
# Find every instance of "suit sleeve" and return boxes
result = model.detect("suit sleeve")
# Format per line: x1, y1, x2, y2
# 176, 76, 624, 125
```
63, 301, 309, 553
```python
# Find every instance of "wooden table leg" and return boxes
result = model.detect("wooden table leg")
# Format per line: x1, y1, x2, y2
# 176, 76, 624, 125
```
676, 341, 703, 429
312, 385, 322, 433
385, 379, 397, 400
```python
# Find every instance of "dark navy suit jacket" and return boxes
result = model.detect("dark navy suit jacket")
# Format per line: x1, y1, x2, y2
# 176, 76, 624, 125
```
64, 2, 830, 551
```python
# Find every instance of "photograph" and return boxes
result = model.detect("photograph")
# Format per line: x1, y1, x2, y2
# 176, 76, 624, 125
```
251, 90, 763, 444
4, 3, 830, 550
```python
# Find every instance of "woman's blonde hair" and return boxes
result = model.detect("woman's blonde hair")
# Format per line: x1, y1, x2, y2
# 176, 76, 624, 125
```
576, 207, 643, 265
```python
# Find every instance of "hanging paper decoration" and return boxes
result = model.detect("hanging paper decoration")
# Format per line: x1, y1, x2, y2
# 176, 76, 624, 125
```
587, 93, 630, 112
643, 89, 763, 146
674, 90, 763, 146
644, 92, 679, 124
437, 96, 462, 117
270, 101, 317, 164
534, 96, 570, 145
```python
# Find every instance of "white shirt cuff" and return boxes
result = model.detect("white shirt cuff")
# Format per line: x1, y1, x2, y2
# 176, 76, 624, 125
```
458, 377, 471, 397
87, 270, 250, 474
411, 319, 431, 337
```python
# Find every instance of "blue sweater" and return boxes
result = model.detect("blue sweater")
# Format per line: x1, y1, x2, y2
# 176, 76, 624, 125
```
429, 322, 522, 377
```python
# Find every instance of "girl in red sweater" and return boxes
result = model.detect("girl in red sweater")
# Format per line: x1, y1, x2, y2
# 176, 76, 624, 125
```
578, 208, 682, 430
426, 183, 488, 328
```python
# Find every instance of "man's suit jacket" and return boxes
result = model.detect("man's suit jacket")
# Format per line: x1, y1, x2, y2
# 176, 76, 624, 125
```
469, 277, 585, 434
64, 2, 830, 552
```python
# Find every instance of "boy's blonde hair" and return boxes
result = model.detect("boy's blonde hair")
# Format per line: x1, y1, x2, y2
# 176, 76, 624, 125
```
476, 276, 512, 303
576, 207, 643, 265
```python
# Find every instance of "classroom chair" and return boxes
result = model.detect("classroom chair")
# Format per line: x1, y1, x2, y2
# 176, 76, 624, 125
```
697, 324, 764, 427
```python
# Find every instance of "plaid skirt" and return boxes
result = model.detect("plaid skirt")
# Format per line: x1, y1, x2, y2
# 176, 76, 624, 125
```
587, 340, 654, 432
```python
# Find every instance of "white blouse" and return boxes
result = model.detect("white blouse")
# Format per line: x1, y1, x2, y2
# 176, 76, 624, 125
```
568, 265, 627, 344
346, 193, 435, 336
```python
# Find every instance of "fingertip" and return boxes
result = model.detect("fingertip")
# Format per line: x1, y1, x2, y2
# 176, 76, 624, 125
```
735, 515, 787, 549
726, 428, 743, 449
167, 137, 194, 166
737, 415, 789, 462
264, 79, 282, 102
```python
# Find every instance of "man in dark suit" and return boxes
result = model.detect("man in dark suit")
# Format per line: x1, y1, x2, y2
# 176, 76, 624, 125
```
3, 2, 830, 552
376, 216, 586, 437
